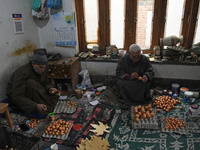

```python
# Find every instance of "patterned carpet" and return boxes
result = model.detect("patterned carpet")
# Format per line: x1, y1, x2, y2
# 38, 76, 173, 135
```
108, 102, 200, 150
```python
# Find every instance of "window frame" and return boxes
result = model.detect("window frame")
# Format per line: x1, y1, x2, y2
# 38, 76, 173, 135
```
75, 0, 200, 54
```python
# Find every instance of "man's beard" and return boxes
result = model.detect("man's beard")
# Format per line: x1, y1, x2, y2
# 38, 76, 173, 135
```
33, 67, 42, 74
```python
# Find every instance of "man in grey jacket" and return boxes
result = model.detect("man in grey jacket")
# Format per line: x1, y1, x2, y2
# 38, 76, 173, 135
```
7, 50, 58, 114
116, 44, 154, 105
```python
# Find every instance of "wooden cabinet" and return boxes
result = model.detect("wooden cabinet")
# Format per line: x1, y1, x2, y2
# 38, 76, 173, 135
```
47, 57, 80, 91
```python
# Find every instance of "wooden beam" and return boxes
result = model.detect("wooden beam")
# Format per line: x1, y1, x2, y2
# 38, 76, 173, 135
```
98, 0, 110, 54
150, 0, 167, 53
181, 0, 192, 47
185, 0, 199, 48
75, 0, 87, 52
124, 0, 137, 52
159, 0, 167, 39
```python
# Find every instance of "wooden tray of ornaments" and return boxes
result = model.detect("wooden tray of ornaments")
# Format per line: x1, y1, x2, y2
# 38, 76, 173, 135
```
131, 104, 159, 129
42, 120, 73, 140
53, 100, 77, 114
161, 116, 187, 135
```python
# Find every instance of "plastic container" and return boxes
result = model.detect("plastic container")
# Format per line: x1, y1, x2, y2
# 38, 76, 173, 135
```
190, 91, 199, 98
188, 104, 200, 117
115, 106, 121, 114
179, 87, 189, 98
0, 125, 42, 150
184, 91, 193, 103
171, 83, 180, 93
49, 113, 55, 121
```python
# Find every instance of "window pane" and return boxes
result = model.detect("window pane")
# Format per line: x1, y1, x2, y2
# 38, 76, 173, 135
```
84, 0, 98, 48
165, 0, 185, 37
193, 4, 200, 44
110, 0, 125, 48
136, 0, 154, 49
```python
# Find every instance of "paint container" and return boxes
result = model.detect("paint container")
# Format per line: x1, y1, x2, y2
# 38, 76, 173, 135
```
184, 91, 193, 103
179, 87, 189, 98
188, 104, 200, 117
75, 89, 82, 99
190, 91, 199, 98
171, 83, 180, 93
115, 106, 121, 114
48, 113, 55, 121
90, 89, 95, 95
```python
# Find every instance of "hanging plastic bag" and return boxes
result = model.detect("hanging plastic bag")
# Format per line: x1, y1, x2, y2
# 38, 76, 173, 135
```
79, 70, 92, 89
32, 0, 49, 20
47, 0, 62, 10
32, 0, 41, 11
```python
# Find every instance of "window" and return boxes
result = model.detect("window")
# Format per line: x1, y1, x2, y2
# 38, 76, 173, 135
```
165, 0, 185, 37
75, 0, 200, 54
136, 0, 154, 49
193, 4, 200, 44
84, 0, 98, 49
110, 0, 125, 48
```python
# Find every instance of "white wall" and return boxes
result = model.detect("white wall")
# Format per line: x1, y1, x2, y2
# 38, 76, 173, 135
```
0, 0, 40, 100
0, 0, 76, 101
36, 0, 77, 57
81, 61, 200, 80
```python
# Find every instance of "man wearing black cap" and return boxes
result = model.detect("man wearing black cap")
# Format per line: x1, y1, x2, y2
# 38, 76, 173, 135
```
7, 50, 58, 115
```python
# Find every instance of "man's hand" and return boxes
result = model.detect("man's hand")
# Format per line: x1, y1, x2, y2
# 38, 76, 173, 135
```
36, 104, 47, 113
142, 75, 148, 83
49, 88, 58, 94
130, 72, 139, 80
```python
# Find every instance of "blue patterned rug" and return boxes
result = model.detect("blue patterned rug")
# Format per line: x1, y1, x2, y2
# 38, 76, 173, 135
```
108, 102, 200, 150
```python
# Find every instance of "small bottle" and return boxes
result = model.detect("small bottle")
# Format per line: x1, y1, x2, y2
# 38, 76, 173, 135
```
163, 89, 168, 95
168, 91, 173, 98
172, 92, 178, 99
103, 109, 111, 120
115, 105, 121, 114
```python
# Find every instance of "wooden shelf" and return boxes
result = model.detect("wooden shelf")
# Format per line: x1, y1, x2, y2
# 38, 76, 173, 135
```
48, 57, 81, 91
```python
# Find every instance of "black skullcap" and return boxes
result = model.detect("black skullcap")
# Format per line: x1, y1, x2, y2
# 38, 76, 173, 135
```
32, 51, 48, 65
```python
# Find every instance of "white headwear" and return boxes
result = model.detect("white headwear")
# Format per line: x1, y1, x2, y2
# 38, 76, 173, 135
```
129, 44, 141, 53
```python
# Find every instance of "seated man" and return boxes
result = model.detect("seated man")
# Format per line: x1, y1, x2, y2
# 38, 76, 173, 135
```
7, 50, 58, 115
116, 44, 154, 105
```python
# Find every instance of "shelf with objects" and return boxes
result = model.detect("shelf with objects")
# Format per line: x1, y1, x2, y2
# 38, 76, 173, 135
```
47, 57, 81, 92
152, 35, 200, 63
